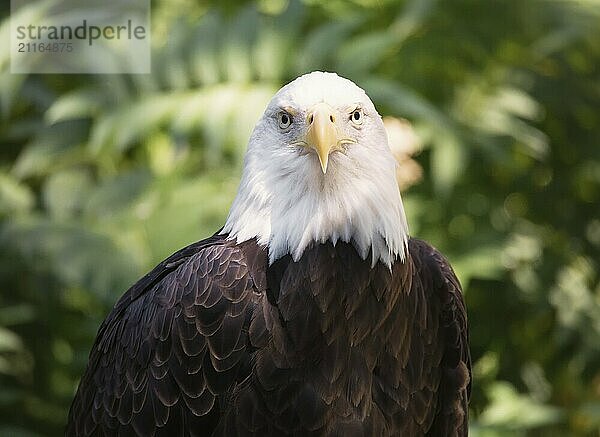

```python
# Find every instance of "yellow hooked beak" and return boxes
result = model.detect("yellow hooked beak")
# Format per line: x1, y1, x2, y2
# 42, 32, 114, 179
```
306, 103, 339, 173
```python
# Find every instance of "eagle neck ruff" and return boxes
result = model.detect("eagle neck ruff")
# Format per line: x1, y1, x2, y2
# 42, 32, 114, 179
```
222, 147, 409, 268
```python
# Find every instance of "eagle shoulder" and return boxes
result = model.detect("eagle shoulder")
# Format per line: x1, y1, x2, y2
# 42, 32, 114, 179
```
408, 238, 471, 436
66, 234, 268, 436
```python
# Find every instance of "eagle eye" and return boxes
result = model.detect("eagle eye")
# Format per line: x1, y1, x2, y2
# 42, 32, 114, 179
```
277, 111, 293, 129
350, 108, 363, 125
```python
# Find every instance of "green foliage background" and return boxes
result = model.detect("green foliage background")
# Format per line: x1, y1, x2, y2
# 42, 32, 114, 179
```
0, 0, 599, 435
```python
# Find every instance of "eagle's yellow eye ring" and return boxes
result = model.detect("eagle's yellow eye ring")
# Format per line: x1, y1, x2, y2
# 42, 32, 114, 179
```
278, 111, 293, 129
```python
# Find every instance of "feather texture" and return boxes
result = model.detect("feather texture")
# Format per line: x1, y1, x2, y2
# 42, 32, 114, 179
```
66, 235, 470, 436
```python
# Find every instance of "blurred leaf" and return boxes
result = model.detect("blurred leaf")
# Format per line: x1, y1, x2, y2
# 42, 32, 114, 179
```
451, 244, 505, 285
222, 5, 260, 83
389, 0, 438, 42
45, 89, 103, 124
12, 121, 89, 178
430, 133, 464, 196
1, 218, 141, 299
42, 169, 93, 220
83, 169, 152, 219
0, 327, 23, 353
189, 11, 222, 85
0, 305, 36, 326
363, 77, 452, 129
0, 0, 55, 117
478, 382, 564, 430
297, 18, 362, 72
0, 172, 34, 216
89, 94, 183, 155
337, 31, 397, 76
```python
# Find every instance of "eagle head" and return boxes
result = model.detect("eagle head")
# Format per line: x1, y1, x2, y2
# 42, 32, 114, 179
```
223, 72, 409, 267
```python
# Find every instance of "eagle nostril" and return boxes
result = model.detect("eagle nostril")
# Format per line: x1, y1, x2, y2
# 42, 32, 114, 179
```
308, 114, 314, 124
329, 115, 335, 123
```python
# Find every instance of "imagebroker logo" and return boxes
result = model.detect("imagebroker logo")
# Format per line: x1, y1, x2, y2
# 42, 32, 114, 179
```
10, 0, 150, 74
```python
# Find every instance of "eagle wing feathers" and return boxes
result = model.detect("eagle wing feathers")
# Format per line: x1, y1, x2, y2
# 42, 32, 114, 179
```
409, 238, 471, 436
66, 235, 265, 437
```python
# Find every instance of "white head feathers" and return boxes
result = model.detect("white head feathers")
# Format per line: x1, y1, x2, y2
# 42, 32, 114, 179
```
222, 71, 409, 267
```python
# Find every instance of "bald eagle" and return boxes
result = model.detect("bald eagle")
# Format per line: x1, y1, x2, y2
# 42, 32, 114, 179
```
66, 72, 470, 436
